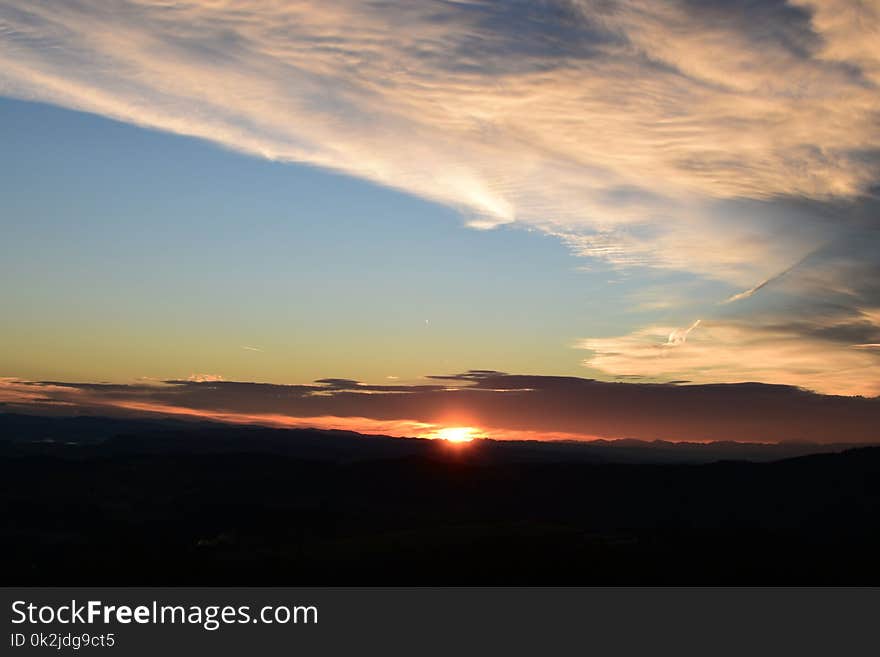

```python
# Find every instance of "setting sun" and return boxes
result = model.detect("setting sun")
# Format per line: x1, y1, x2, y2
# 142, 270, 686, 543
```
431, 427, 478, 443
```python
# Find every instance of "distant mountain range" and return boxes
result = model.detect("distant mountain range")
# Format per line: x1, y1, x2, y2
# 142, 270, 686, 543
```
0, 412, 874, 465
3, 409, 879, 584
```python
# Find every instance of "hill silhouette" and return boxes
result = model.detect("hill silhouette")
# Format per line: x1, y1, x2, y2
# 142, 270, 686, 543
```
2, 413, 879, 584
1, 412, 868, 463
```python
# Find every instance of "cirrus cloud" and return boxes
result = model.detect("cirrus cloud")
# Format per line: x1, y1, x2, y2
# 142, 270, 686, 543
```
580, 310, 880, 396
1, 1, 878, 271
2, 0, 880, 392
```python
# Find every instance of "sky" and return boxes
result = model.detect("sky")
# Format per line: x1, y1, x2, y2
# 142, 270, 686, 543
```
1, 0, 879, 442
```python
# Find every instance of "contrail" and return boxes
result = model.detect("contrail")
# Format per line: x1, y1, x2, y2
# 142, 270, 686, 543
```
721, 258, 804, 305
666, 319, 702, 346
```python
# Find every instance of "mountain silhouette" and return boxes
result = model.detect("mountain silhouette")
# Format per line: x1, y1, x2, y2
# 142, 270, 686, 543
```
2, 413, 879, 584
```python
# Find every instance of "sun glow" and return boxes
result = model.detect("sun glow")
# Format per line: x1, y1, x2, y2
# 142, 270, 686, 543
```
431, 426, 479, 443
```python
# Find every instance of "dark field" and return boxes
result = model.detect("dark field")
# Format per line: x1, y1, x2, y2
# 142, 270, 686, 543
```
2, 414, 879, 585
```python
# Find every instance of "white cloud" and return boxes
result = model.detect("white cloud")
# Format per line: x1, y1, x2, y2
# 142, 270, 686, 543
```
2, 0, 879, 392
0, 0, 877, 281
580, 316, 880, 396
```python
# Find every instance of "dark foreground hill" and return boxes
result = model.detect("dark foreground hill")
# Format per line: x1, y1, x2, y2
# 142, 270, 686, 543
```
1, 414, 879, 584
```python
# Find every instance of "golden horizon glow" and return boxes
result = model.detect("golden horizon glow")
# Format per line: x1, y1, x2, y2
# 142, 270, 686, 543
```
5, 376, 878, 445
428, 426, 480, 443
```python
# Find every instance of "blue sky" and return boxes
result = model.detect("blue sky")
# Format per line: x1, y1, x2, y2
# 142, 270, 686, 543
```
1, 0, 880, 408
1, 96, 691, 384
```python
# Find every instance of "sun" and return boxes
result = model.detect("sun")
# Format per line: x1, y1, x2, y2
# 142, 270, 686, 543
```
432, 426, 478, 443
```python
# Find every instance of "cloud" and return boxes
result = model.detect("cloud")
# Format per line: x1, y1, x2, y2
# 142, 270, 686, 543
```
186, 373, 224, 383
580, 313, 880, 396
0, 377, 83, 407
0, 1, 877, 273
2, 371, 879, 444
1, 1, 879, 390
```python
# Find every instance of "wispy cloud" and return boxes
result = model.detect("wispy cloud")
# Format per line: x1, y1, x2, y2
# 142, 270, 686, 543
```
580, 313, 880, 396
1, 1, 879, 391
0, 1, 877, 275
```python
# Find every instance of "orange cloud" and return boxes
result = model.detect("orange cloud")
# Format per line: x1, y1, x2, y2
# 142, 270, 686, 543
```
580, 317, 880, 396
